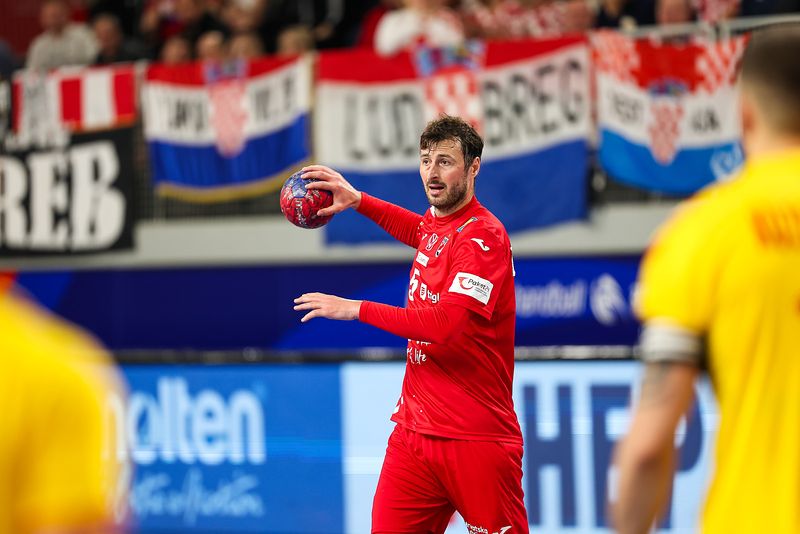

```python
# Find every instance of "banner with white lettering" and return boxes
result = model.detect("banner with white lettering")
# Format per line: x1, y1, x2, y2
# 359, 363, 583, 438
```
142, 57, 312, 202
0, 128, 135, 255
1, 70, 135, 255
595, 32, 747, 194
316, 38, 591, 244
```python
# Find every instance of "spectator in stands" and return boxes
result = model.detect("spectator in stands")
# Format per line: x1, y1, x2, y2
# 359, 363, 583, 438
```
141, 0, 185, 57
92, 13, 143, 65
276, 25, 316, 56
561, 0, 595, 34
459, 0, 516, 40
160, 34, 193, 64
141, 0, 228, 60
221, 0, 269, 34
0, 40, 20, 81
656, 0, 695, 24
356, 0, 401, 48
89, 0, 141, 37
175, 0, 230, 51
374, 0, 464, 56
196, 30, 227, 61
693, 0, 741, 21
594, 0, 656, 28
229, 32, 265, 60
740, 0, 800, 16
26, 0, 98, 71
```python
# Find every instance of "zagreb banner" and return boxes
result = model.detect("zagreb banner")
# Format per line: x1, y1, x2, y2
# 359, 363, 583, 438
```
315, 38, 591, 244
142, 56, 312, 202
595, 32, 747, 194
1, 67, 136, 255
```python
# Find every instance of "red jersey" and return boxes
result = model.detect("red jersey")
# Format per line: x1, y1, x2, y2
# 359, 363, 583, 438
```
358, 193, 522, 444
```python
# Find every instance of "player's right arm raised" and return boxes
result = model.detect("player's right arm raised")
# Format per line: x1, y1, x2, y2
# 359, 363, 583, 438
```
302, 164, 423, 248
301, 165, 362, 217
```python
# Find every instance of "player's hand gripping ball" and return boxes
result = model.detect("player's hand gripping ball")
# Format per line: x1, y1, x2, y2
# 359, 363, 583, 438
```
279, 171, 334, 229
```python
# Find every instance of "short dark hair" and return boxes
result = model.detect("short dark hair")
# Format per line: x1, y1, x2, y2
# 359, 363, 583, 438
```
741, 23, 800, 135
419, 115, 484, 166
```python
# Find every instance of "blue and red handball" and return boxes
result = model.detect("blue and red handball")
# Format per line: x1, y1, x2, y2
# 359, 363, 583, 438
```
279, 171, 334, 229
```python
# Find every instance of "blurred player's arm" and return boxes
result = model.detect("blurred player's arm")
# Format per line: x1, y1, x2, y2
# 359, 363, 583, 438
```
611, 321, 701, 534
293, 293, 468, 344
302, 165, 423, 247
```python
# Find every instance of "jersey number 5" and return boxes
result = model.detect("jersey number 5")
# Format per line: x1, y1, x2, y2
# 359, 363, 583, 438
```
409, 268, 420, 302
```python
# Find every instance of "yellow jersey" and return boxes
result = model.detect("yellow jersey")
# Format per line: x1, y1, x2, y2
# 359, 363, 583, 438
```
0, 290, 126, 534
636, 149, 800, 534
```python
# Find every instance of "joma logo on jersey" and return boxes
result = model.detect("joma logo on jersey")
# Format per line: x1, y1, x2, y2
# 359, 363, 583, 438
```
449, 272, 493, 304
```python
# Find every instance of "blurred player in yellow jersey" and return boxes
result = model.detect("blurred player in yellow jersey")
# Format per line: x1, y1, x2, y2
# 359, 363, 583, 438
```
612, 24, 800, 534
0, 274, 128, 534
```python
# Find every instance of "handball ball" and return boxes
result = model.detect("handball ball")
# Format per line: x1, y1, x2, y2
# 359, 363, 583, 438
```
279, 172, 333, 229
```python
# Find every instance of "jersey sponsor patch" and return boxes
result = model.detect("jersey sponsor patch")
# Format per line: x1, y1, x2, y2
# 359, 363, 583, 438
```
448, 272, 494, 305
416, 251, 429, 266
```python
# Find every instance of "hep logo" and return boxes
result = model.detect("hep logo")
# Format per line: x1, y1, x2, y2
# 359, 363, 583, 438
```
458, 276, 473, 290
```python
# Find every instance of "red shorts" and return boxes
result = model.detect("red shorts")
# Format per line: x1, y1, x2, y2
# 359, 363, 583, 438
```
372, 425, 528, 534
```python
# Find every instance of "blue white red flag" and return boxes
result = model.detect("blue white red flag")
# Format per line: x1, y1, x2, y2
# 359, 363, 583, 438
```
142, 56, 312, 201
315, 38, 591, 244
595, 32, 747, 194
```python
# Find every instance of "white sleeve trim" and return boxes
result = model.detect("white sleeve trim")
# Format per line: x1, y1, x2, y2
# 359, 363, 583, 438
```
639, 320, 703, 366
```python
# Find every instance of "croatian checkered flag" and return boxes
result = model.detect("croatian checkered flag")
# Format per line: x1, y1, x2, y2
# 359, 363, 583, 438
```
592, 30, 639, 83
649, 97, 685, 165
414, 42, 486, 132
694, 35, 747, 94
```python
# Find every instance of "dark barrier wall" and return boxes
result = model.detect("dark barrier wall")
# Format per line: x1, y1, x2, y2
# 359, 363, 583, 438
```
12, 256, 641, 350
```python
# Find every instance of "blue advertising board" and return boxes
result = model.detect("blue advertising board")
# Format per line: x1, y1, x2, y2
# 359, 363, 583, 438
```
13, 256, 642, 351
117, 364, 344, 533
342, 361, 717, 534
111, 360, 717, 533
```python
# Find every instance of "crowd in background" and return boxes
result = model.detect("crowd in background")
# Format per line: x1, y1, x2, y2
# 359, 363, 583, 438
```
0, 0, 799, 77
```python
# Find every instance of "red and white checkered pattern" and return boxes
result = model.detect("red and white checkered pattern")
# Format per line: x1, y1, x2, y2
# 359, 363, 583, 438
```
519, 4, 568, 38
648, 99, 684, 165
694, 36, 747, 94
694, 0, 740, 23
461, 0, 566, 39
208, 79, 248, 157
592, 30, 639, 83
424, 68, 483, 132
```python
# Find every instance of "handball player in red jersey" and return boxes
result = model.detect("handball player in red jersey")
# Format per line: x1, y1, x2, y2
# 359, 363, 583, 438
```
294, 116, 528, 534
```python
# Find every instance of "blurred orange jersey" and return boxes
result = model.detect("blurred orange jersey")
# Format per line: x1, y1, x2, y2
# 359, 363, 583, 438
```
0, 290, 126, 534
636, 149, 800, 534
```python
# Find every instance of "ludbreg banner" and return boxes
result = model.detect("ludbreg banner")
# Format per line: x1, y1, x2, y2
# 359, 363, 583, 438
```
315, 37, 591, 244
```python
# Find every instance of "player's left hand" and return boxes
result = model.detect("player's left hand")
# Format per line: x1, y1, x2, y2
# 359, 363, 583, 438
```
293, 292, 362, 322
